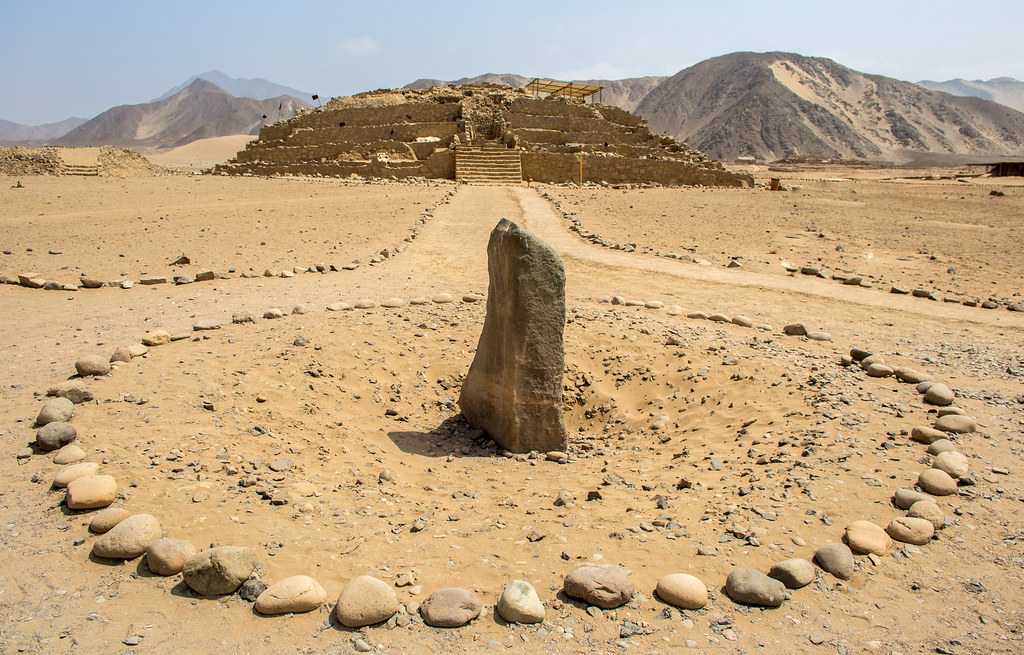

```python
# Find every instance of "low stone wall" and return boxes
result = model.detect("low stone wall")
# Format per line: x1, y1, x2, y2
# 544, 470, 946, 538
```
506, 97, 596, 120
521, 152, 753, 187
301, 103, 461, 129
596, 105, 645, 127
287, 122, 458, 146
515, 129, 645, 146
218, 150, 454, 180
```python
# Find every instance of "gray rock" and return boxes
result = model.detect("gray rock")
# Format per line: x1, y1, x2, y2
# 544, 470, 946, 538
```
886, 517, 934, 545
894, 487, 933, 510
92, 514, 162, 559
865, 363, 894, 377
563, 565, 635, 609
497, 579, 545, 623
911, 426, 946, 444
75, 355, 111, 377
783, 323, 807, 336
895, 367, 929, 384
924, 383, 955, 406
48, 380, 93, 404
36, 421, 76, 451
146, 538, 198, 576
334, 575, 398, 628
459, 219, 567, 453
918, 469, 958, 496
932, 451, 969, 478
255, 575, 327, 615
36, 397, 74, 426
935, 415, 978, 434
908, 500, 945, 529
109, 347, 131, 363
814, 543, 854, 580
420, 587, 482, 627
806, 331, 832, 342
182, 546, 257, 596
725, 568, 787, 607
192, 319, 221, 331
768, 559, 815, 589
238, 578, 267, 601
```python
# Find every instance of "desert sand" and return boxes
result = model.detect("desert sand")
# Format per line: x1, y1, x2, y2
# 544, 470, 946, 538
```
1, 158, 1022, 654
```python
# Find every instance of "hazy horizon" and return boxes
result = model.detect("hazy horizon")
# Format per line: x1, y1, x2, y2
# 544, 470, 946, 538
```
2, 0, 1022, 125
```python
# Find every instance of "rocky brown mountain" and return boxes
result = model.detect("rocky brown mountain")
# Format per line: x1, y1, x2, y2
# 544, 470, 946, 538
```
55, 79, 309, 149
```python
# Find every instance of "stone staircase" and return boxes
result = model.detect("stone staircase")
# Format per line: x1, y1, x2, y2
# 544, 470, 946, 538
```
61, 163, 100, 176
455, 141, 522, 185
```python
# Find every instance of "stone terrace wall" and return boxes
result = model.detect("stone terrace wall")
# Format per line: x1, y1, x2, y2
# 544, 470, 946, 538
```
522, 152, 753, 187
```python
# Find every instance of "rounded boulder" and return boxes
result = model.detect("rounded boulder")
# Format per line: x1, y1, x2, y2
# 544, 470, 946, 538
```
182, 546, 257, 596
75, 355, 111, 377
92, 513, 162, 559
65, 475, 117, 510
36, 397, 74, 426
845, 520, 893, 556
814, 543, 854, 580
255, 575, 327, 615
725, 568, 787, 607
334, 575, 398, 628
768, 559, 815, 589
420, 587, 482, 628
497, 579, 545, 623
655, 573, 707, 609
563, 565, 635, 609
932, 451, 969, 479
886, 516, 935, 545
918, 468, 958, 496
146, 538, 197, 576
36, 422, 77, 451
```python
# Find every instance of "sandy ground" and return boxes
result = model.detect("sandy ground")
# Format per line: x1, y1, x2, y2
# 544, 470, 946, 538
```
142, 136, 255, 172
1, 167, 1022, 654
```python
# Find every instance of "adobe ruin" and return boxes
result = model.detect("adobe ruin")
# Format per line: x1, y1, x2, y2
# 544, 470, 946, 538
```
215, 83, 752, 187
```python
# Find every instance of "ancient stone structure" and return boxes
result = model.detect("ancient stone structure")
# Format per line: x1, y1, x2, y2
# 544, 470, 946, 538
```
459, 218, 567, 453
215, 84, 752, 187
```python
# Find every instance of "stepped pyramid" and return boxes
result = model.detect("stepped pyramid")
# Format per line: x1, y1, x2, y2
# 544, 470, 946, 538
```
216, 83, 752, 187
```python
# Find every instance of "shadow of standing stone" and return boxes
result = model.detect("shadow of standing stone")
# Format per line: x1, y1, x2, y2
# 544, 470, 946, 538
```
459, 218, 567, 453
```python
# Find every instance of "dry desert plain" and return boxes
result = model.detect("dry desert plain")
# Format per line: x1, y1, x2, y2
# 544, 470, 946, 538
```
1, 150, 1023, 654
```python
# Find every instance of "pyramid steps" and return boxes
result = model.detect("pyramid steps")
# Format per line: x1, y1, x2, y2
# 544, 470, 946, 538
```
62, 164, 100, 176
456, 141, 522, 185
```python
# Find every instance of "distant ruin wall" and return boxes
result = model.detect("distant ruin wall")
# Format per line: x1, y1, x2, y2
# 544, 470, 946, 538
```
522, 152, 753, 187
222, 150, 454, 180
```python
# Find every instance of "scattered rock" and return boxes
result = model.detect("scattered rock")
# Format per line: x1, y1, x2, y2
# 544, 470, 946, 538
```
36, 421, 76, 451
192, 319, 221, 331
563, 565, 635, 609
783, 323, 807, 336
92, 514, 162, 559
886, 516, 935, 545
334, 575, 399, 628
146, 539, 198, 576
433, 293, 454, 303
182, 546, 258, 596
845, 520, 892, 556
814, 543, 854, 580
420, 587, 483, 627
75, 355, 111, 377
655, 573, 708, 609
65, 474, 117, 509
255, 575, 328, 615
497, 579, 545, 623
725, 568, 787, 607
36, 397, 74, 426
768, 559, 815, 589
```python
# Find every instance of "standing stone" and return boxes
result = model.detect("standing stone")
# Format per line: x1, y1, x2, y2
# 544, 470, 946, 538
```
182, 546, 257, 596
459, 219, 567, 453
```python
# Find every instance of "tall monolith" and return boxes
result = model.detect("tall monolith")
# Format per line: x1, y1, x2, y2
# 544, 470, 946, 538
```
459, 218, 567, 453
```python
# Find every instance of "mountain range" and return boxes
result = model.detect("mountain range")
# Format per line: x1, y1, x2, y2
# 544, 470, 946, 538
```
4, 58, 1024, 162
53, 79, 308, 149
916, 77, 1024, 113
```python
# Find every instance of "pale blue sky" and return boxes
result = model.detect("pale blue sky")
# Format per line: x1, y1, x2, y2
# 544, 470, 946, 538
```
2, 0, 1022, 125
